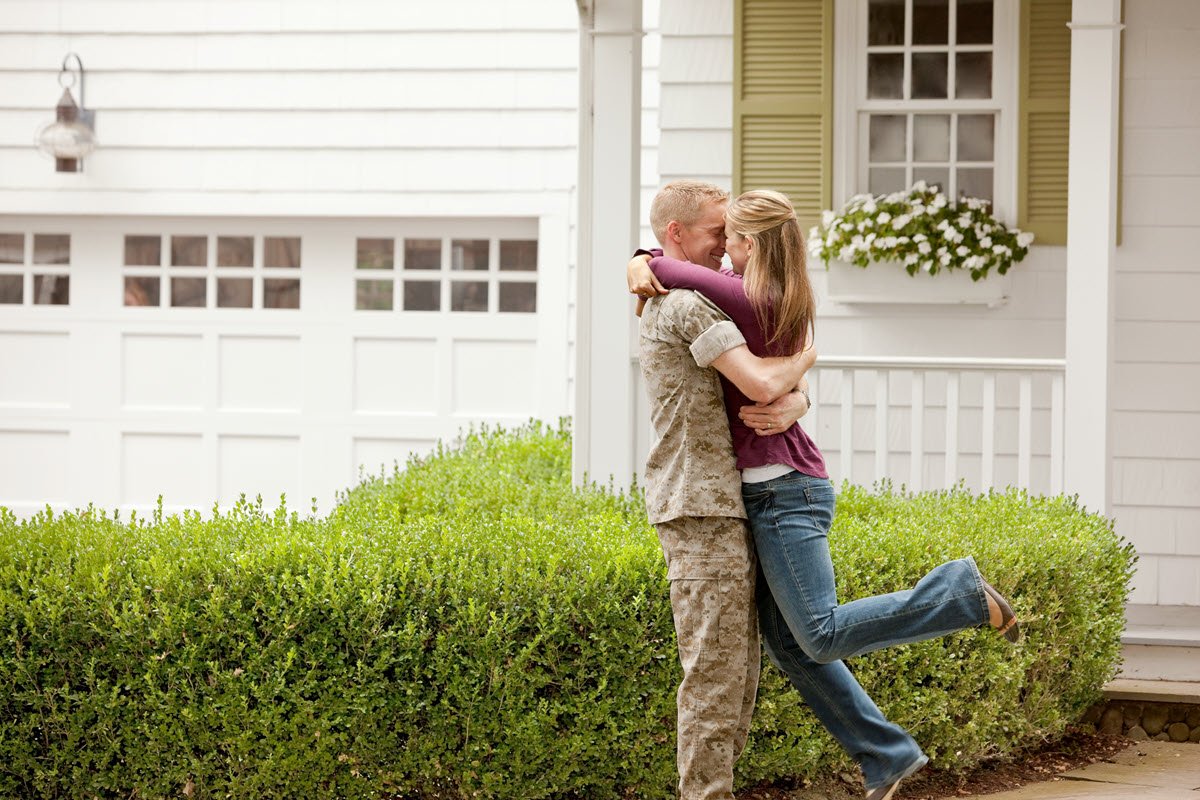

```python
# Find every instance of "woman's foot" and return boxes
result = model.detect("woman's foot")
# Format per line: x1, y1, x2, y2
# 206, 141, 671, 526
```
982, 579, 1021, 642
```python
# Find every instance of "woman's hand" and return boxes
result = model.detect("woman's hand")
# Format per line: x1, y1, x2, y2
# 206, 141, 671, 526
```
739, 389, 811, 436
627, 255, 668, 299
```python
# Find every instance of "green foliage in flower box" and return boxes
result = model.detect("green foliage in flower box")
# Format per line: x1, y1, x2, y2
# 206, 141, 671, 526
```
0, 421, 1134, 799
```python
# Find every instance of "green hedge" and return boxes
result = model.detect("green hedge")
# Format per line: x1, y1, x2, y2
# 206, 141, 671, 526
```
0, 420, 1135, 799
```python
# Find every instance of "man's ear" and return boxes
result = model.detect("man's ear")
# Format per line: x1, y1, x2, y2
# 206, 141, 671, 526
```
665, 220, 683, 243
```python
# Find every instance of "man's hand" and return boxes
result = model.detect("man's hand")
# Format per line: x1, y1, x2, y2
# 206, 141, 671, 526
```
740, 381, 811, 436
628, 255, 668, 299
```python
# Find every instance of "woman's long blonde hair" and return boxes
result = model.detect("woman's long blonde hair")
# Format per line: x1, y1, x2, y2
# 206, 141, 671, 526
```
726, 189, 814, 356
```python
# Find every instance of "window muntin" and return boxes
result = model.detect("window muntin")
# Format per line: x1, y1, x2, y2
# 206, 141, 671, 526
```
354, 234, 537, 314
846, 0, 1012, 211
0, 232, 70, 306
123, 234, 301, 309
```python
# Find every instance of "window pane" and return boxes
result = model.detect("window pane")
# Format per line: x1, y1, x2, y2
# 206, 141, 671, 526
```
217, 278, 252, 308
32, 275, 69, 305
217, 236, 254, 267
912, 52, 948, 98
124, 276, 160, 306
869, 167, 908, 196
451, 281, 488, 311
357, 238, 394, 270
264, 278, 300, 309
264, 237, 301, 269
957, 114, 995, 161
955, 52, 992, 99
867, 53, 904, 99
125, 235, 161, 266
957, 168, 994, 204
404, 238, 441, 270
356, 279, 393, 310
913, 114, 951, 162
957, 0, 993, 44
869, 115, 906, 162
0, 274, 23, 303
171, 236, 207, 267
451, 239, 489, 271
867, 0, 905, 45
913, 167, 950, 194
499, 240, 538, 272
171, 277, 207, 307
403, 281, 440, 311
33, 234, 70, 265
913, 0, 949, 44
0, 233, 23, 263
499, 282, 537, 313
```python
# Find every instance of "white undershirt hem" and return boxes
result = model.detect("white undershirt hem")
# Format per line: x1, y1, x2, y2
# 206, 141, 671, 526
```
741, 463, 795, 484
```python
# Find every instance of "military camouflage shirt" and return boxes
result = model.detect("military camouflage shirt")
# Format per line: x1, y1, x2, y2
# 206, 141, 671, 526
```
639, 289, 747, 524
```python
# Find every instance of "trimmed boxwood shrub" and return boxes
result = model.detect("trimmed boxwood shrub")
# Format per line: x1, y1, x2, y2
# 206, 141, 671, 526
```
0, 420, 1134, 799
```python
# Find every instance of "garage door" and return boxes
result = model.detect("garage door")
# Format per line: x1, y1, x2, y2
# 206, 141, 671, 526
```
0, 216, 567, 517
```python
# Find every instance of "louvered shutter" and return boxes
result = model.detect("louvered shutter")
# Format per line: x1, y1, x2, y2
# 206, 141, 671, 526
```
1018, 0, 1071, 244
733, 0, 832, 233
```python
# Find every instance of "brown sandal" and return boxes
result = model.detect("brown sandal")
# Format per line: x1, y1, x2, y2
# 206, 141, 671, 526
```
982, 579, 1021, 643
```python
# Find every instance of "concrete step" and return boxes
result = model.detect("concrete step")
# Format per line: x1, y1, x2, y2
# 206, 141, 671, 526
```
1104, 678, 1200, 705
1119, 605, 1200, 683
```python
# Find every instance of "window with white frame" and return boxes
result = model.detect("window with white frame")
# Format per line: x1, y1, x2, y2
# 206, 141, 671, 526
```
354, 235, 537, 313
837, 0, 1016, 212
0, 232, 70, 305
122, 234, 301, 309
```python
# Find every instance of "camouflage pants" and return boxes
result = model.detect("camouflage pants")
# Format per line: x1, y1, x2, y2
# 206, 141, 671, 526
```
656, 516, 760, 800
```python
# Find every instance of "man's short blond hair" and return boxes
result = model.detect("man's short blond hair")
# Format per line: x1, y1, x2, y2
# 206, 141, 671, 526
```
649, 180, 731, 244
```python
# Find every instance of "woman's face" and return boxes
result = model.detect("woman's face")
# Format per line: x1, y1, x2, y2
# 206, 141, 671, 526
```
724, 221, 750, 275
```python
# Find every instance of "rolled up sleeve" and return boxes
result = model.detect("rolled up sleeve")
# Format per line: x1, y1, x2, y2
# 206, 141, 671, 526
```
690, 321, 745, 368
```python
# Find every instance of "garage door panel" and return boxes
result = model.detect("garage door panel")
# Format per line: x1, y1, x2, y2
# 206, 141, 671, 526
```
0, 332, 69, 407
122, 333, 205, 409
0, 429, 69, 505
352, 337, 437, 414
218, 435, 301, 511
218, 335, 302, 411
121, 432, 206, 508
452, 339, 536, 415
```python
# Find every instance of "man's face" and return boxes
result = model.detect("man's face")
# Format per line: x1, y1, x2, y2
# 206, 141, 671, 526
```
676, 201, 727, 269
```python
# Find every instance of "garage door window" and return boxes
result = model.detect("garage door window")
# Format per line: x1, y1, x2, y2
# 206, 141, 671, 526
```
355, 235, 537, 313
123, 234, 301, 309
0, 232, 70, 305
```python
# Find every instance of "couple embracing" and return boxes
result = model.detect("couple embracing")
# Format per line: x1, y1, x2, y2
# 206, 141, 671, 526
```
629, 181, 1020, 800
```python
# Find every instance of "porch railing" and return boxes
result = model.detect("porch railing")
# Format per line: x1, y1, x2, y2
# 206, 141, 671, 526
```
800, 357, 1066, 495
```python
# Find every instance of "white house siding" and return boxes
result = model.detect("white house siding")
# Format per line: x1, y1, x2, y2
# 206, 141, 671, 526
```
1111, 0, 1200, 606
0, 1, 581, 516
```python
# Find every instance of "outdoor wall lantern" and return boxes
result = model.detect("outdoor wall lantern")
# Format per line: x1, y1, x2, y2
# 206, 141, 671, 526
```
36, 53, 96, 173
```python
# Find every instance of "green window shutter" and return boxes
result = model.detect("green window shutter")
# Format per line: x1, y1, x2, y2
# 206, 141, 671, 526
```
733, 0, 832, 233
1018, 0, 1071, 245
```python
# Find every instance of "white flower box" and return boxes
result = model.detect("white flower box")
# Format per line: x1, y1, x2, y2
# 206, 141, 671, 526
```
824, 259, 1011, 308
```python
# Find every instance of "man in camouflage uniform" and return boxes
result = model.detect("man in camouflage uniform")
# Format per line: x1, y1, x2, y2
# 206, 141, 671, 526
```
637, 181, 814, 800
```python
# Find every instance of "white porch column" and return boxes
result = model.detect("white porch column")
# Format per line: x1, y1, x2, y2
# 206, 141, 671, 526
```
573, 0, 643, 488
1063, 0, 1122, 514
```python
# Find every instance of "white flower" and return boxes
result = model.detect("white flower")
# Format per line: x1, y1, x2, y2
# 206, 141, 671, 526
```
821, 210, 835, 228
897, 236, 910, 244
957, 214, 972, 228
913, 233, 927, 243
940, 252, 952, 265
913, 180, 928, 191
918, 241, 932, 255
956, 245, 970, 257
965, 255, 983, 270
840, 222, 854, 231
931, 194, 947, 210
904, 253, 919, 265
857, 221, 868, 232
921, 261, 933, 273
979, 236, 993, 249
838, 247, 856, 261
992, 244, 1010, 255
1016, 232, 1035, 248
912, 204, 926, 216
892, 214, 912, 230
877, 211, 892, 224
862, 199, 878, 214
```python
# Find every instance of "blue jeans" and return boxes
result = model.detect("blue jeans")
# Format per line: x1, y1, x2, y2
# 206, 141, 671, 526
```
743, 471, 990, 789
